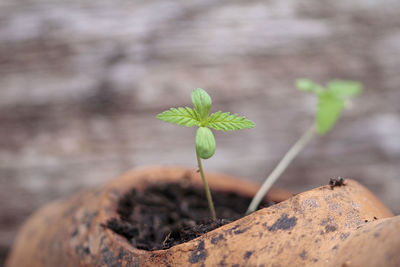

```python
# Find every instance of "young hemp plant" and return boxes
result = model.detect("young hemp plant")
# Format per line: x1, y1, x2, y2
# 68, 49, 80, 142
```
157, 88, 255, 220
246, 79, 363, 214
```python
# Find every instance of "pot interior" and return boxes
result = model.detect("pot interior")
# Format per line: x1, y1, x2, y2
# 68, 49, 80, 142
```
105, 178, 274, 251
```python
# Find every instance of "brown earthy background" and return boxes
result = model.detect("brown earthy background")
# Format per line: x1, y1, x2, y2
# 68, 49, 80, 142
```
1, 0, 399, 263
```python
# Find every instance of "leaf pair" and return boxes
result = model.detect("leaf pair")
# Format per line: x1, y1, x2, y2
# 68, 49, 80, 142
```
296, 79, 362, 134
157, 89, 255, 131
157, 88, 255, 159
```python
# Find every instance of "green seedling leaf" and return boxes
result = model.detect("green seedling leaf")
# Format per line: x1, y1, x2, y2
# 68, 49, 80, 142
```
296, 78, 323, 94
316, 91, 345, 134
156, 107, 200, 127
298, 78, 362, 135
191, 88, 212, 121
327, 80, 363, 99
196, 127, 216, 159
207, 111, 255, 131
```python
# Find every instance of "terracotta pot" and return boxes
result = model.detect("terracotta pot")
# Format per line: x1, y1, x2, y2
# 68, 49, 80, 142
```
6, 166, 395, 267
330, 214, 400, 267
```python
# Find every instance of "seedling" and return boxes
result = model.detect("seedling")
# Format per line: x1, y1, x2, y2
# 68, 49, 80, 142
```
246, 79, 363, 214
157, 88, 255, 220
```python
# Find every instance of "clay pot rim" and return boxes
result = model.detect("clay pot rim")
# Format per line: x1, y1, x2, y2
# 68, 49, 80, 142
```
97, 165, 292, 254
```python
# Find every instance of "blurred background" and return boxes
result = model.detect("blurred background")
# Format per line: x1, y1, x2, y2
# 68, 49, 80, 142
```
1, 0, 400, 263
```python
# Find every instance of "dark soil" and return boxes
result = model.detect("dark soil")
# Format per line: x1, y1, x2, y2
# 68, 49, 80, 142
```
106, 178, 272, 250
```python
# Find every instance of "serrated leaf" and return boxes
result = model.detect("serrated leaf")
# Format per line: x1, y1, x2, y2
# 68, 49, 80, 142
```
157, 107, 200, 127
191, 88, 212, 121
296, 78, 323, 94
206, 111, 255, 131
316, 92, 345, 134
327, 80, 363, 99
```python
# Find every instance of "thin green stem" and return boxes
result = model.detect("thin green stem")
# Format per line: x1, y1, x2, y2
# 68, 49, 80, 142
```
196, 148, 217, 220
246, 124, 316, 215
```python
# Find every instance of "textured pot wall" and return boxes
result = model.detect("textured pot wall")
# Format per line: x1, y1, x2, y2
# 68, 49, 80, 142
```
5, 167, 395, 267
1, 0, 400, 263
